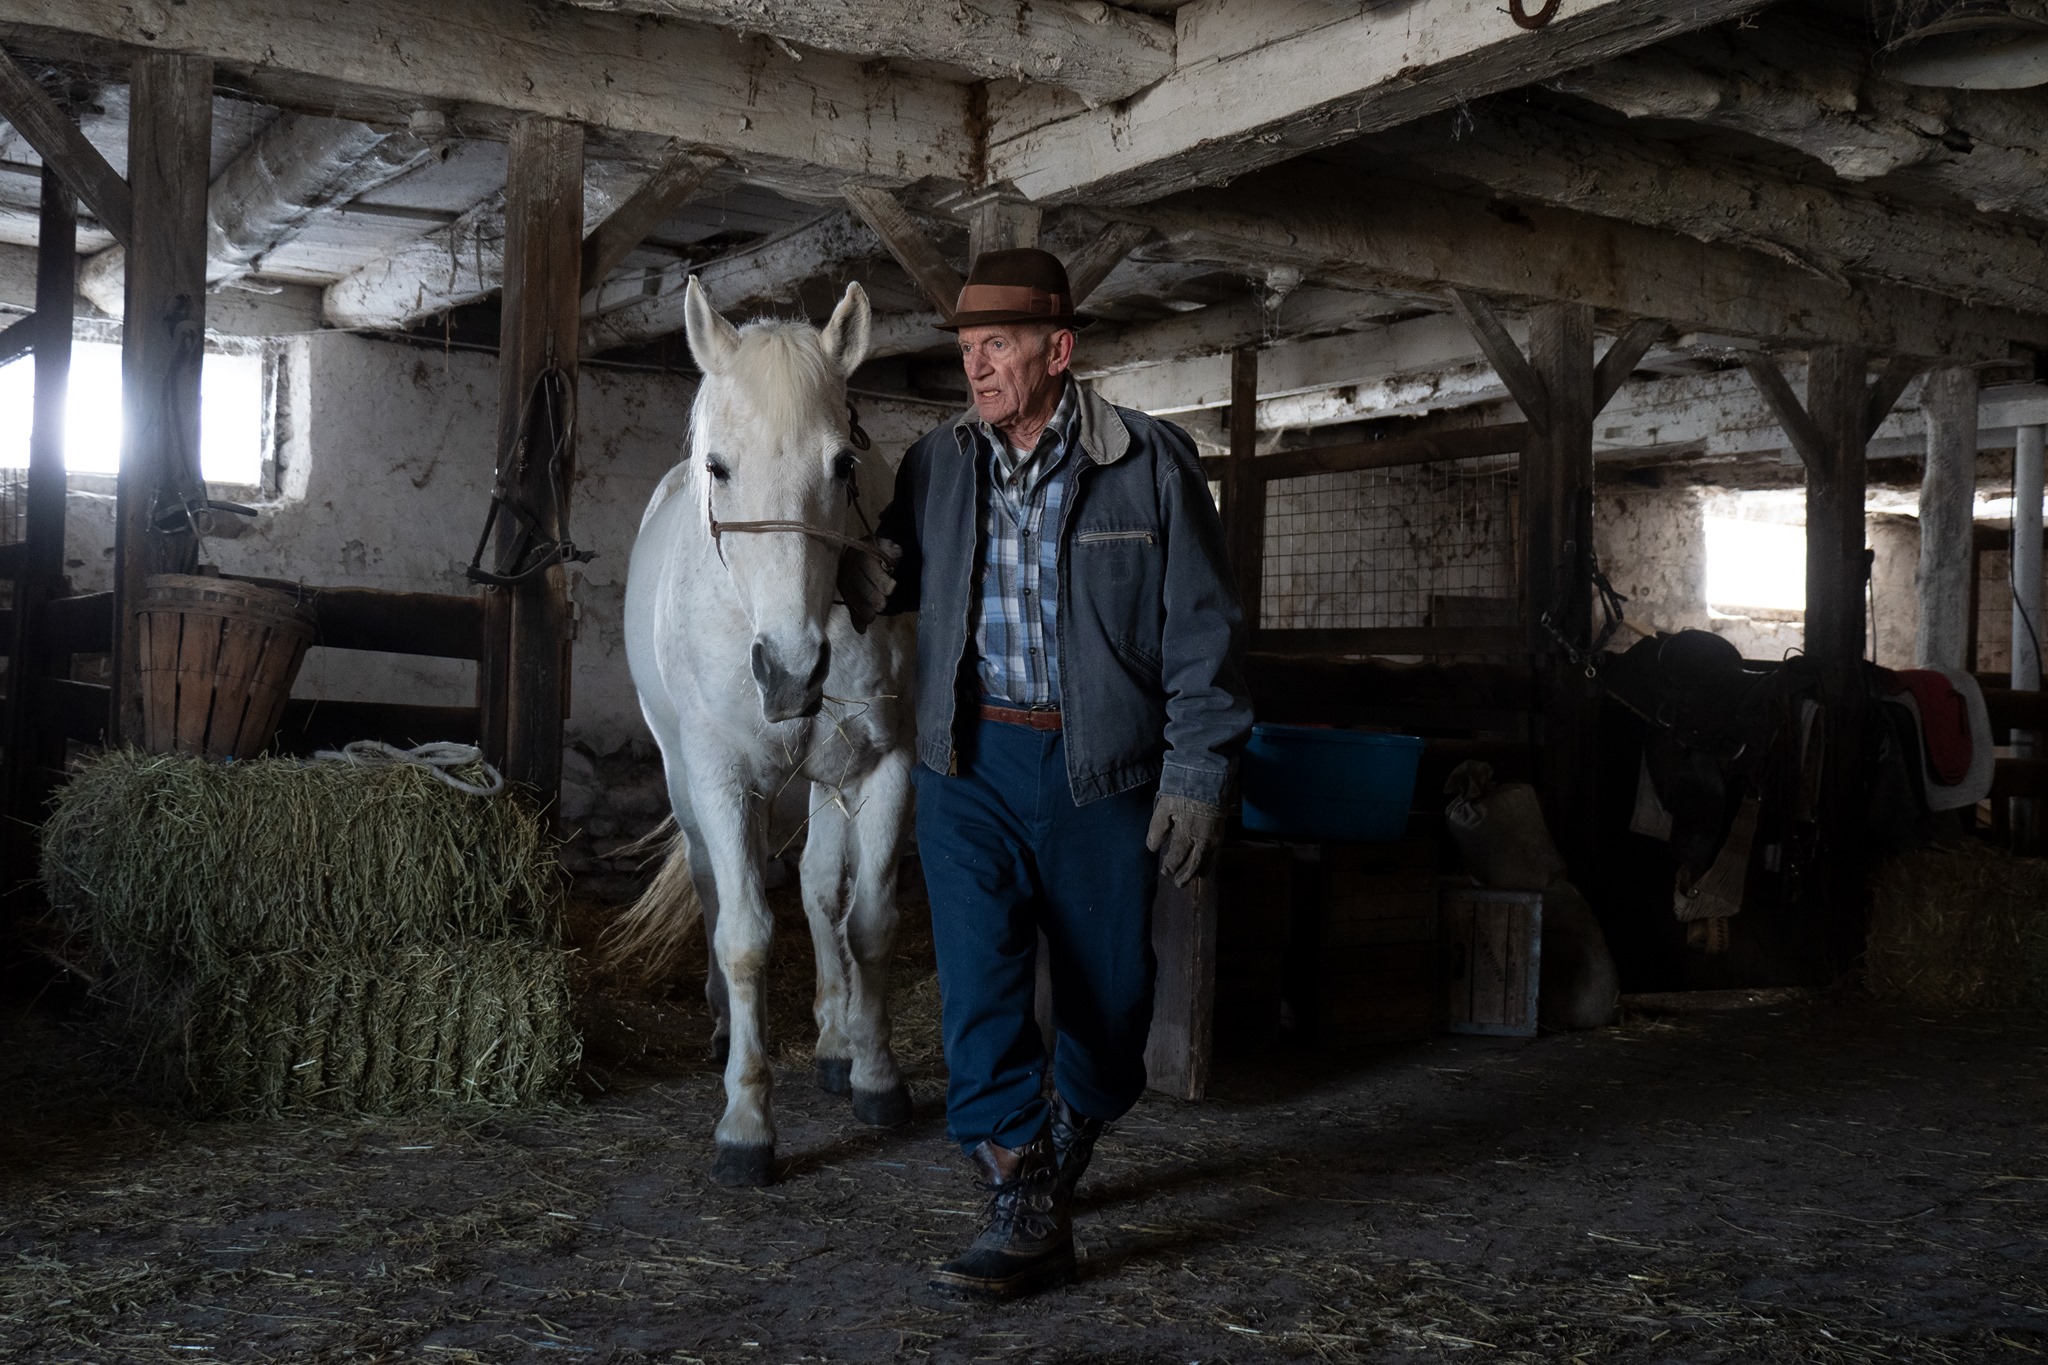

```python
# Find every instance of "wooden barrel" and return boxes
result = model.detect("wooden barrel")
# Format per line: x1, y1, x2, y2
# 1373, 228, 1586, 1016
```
139, 574, 316, 760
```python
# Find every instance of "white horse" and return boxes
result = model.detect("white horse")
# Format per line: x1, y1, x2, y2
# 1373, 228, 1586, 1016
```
614, 277, 916, 1187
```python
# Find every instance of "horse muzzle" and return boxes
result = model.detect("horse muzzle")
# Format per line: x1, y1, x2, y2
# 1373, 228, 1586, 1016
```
751, 636, 832, 722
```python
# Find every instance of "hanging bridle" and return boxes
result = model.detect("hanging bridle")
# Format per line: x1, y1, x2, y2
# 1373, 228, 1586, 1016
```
705, 400, 894, 567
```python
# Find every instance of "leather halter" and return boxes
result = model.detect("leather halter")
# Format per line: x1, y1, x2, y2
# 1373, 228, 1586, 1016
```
705, 400, 892, 567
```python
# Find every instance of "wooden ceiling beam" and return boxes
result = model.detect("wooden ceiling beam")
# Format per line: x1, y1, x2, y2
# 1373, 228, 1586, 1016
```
988, 0, 1768, 205
79, 111, 447, 318
1554, 14, 2048, 225
557, 0, 1173, 106
0, 42, 127, 245
580, 148, 719, 291
0, 0, 973, 192
1375, 102, 2048, 316
1120, 166, 2048, 362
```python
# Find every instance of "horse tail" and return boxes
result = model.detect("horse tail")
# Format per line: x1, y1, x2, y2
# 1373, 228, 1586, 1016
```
597, 815, 705, 985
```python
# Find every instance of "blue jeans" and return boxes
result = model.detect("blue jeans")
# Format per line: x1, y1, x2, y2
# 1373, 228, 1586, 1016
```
914, 715, 1159, 1152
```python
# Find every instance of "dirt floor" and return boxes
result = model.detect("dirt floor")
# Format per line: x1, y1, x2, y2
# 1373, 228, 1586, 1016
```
3, 885, 2046, 1364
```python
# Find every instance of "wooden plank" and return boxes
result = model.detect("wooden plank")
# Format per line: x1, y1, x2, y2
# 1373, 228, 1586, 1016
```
1740, 353, 1831, 478
1984, 687, 2048, 734
990, 0, 1768, 204
277, 699, 482, 754
0, 43, 129, 246
0, 0, 973, 195
1065, 222, 1152, 308
841, 185, 962, 320
557, 0, 1173, 106
44, 590, 112, 654
1251, 626, 1527, 658
1235, 422, 1531, 484
1143, 868, 1220, 1100
1442, 888, 1540, 1037
221, 578, 486, 659
110, 53, 210, 746
1867, 355, 1928, 440
490, 116, 583, 802
1992, 758, 2048, 800
1223, 346, 1264, 633
1126, 167, 2048, 361
1594, 318, 1669, 410
580, 147, 717, 290
1449, 290, 1549, 433
0, 308, 36, 368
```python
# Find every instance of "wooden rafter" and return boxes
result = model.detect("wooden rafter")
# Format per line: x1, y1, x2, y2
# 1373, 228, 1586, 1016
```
1066, 223, 1152, 309
0, 44, 129, 247
1739, 352, 1831, 479
841, 185, 962, 321
1449, 290, 1550, 434
580, 148, 719, 290
1594, 319, 1670, 409
1867, 355, 1929, 441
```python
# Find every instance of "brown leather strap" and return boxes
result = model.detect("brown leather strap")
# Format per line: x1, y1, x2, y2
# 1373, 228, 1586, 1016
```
977, 702, 1063, 730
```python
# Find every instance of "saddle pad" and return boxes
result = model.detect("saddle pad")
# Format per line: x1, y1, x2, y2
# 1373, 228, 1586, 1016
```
1884, 669, 1972, 786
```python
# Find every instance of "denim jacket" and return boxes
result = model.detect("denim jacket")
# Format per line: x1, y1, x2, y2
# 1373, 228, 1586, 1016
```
879, 383, 1252, 808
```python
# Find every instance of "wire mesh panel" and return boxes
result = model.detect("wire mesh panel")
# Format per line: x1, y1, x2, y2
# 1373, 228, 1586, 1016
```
1260, 454, 1520, 633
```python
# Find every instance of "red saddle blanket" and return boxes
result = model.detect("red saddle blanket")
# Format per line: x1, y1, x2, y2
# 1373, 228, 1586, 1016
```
1876, 667, 1973, 786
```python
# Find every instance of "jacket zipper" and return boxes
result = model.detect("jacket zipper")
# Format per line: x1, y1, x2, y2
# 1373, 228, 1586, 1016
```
1075, 529, 1155, 545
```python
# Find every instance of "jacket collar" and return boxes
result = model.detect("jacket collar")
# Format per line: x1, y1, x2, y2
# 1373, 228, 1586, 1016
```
950, 379, 1133, 467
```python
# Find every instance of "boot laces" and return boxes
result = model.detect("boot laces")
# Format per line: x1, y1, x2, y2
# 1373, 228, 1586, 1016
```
975, 1173, 1059, 1241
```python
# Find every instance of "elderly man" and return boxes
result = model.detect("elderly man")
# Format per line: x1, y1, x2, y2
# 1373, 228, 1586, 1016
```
856, 247, 1250, 1300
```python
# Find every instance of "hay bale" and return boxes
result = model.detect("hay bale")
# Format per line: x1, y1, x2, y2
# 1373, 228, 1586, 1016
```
184, 944, 580, 1115
42, 749, 560, 970
1867, 846, 2048, 1011
38, 749, 576, 1115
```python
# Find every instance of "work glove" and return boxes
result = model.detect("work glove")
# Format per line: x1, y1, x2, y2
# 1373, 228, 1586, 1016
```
838, 536, 900, 634
1146, 793, 1224, 888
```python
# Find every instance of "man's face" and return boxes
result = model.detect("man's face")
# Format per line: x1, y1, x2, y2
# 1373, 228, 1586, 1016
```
958, 323, 1074, 430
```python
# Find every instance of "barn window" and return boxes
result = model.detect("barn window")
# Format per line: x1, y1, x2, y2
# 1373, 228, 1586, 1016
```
1705, 505, 1807, 615
0, 340, 269, 488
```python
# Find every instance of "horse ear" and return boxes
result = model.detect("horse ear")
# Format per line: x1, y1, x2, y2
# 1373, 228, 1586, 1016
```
683, 275, 741, 377
820, 281, 871, 378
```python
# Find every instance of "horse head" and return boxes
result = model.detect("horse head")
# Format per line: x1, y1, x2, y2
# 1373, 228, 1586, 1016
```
682, 275, 872, 723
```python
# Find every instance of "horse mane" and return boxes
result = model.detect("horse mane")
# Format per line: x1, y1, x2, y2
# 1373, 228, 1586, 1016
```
689, 318, 844, 453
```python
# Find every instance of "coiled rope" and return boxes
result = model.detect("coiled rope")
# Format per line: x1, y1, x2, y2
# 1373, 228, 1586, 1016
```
311, 740, 506, 797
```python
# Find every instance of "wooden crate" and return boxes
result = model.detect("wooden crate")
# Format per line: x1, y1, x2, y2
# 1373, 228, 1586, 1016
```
1440, 886, 1542, 1037
1294, 839, 1440, 1046
1213, 844, 1294, 1054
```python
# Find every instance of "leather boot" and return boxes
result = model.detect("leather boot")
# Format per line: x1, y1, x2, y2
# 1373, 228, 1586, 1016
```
928, 1130, 1075, 1300
1049, 1093, 1106, 1202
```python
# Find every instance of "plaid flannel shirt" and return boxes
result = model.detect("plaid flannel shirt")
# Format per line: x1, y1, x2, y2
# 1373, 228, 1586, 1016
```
972, 382, 1081, 707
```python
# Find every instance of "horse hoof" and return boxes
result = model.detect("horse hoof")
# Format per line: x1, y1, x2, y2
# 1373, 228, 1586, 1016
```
814, 1056, 853, 1096
710, 1142, 776, 1187
852, 1083, 913, 1129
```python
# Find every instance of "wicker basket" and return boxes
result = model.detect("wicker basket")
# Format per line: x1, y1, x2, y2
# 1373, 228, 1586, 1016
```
138, 575, 316, 760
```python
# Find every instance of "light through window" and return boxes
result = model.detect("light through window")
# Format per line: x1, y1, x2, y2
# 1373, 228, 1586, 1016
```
1705, 516, 1806, 613
0, 341, 265, 485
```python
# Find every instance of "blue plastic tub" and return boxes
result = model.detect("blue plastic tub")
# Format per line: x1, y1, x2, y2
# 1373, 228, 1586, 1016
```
1239, 724, 1425, 842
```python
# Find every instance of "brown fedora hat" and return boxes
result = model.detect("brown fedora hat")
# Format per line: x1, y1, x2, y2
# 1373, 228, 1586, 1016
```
937, 247, 1093, 332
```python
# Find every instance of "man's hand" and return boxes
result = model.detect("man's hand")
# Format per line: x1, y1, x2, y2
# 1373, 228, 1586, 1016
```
839, 537, 901, 633
1146, 794, 1224, 888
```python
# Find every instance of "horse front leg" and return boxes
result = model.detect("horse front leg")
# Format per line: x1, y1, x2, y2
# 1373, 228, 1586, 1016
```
842, 748, 913, 1128
695, 788, 779, 1187
799, 784, 855, 1097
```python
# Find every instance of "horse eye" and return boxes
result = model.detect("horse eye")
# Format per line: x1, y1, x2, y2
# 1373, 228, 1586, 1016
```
705, 455, 730, 482
832, 449, 859, 481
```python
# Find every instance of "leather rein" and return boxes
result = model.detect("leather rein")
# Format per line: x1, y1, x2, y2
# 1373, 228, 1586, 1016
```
705, 401, 893, 567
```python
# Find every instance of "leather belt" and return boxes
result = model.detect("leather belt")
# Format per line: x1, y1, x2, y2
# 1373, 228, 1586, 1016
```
977, 702, 1063, 730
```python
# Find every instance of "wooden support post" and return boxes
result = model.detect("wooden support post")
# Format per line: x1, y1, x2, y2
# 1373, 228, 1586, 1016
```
483, 116, 584, 805
1917, 366, 1978, 671
1525, 302, 1598, 867
1222, 345, 1264, 631
2014, 424, 2045, 853
1065, 222, 1150, 306
1803, 342, 1873, 977
965, 194, 1042, 259
26, 168, 72, 585
3, 167, 77, 873
111, 54, 210, 746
